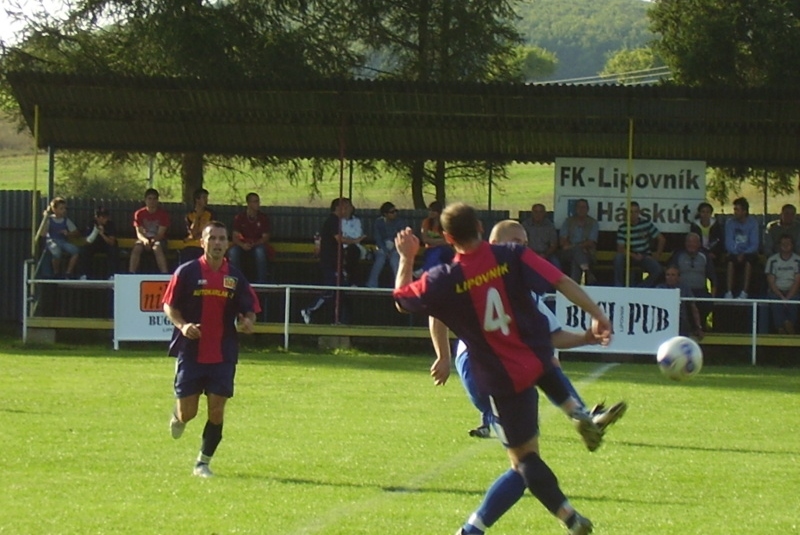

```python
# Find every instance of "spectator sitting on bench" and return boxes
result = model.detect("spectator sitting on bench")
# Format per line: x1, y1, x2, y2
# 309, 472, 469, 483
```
37, 196, 80, 279
366, 202, 406, 288
522, 202, 561, 269
690, 201, 725, 262
182, 188, 215, 263
340, 199, 367, 286
558, 198, 599, 285
763, 203, 800, 256
129, 187, 170, 274
667, 232, 716, 331
613, 201, 665, 287
656, 265, 704, 340
228, 192, 273, 284
419, 200, 454, 275
79, 206, 119, 280
724, 197, 759, 299
764, 234, 800, 334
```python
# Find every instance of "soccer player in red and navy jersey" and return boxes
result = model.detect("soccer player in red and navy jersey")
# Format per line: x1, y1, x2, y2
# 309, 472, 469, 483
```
393, 203, 611, 535
163, 221, 260, 478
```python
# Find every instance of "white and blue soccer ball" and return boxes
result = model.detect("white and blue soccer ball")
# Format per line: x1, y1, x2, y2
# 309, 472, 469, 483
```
656, 336, 703, 381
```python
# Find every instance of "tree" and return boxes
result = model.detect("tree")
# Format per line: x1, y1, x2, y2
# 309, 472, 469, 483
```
516, 0, 652, 81
650, 0, 800, 88
353, 0, 528, 207
1, 0, 364, 202
649, 0, 800, 206
601, 47, 665, 84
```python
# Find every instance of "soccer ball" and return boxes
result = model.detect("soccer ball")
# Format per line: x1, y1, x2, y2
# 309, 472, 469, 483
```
656, 336, 703, 381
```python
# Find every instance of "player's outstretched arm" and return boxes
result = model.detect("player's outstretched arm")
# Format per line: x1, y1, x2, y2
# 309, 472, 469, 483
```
428, 317, 451, 386
553, 275, 612, 342
393, 227, 419, 312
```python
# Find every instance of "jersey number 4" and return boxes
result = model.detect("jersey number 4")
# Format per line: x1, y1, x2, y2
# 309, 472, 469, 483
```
483, 287, 512, 336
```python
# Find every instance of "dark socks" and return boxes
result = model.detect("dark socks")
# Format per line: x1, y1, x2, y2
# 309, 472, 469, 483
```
517, 452, 567, 515
200, 421, 223, 458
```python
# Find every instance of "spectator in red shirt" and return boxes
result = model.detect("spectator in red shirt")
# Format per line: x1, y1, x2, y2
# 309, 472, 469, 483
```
129, 188, 171, 274
227, 192, 273, 283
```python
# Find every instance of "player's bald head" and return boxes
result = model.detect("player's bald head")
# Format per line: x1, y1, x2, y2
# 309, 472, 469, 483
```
489, 220, 528, 246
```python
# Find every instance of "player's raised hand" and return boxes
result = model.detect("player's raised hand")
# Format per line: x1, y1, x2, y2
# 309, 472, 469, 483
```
394, 227, 420, 259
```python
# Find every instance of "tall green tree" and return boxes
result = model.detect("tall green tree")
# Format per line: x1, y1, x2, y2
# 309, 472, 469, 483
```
1, 0, 363, 202
650, 0, 800, 206
353, 0, 531, 208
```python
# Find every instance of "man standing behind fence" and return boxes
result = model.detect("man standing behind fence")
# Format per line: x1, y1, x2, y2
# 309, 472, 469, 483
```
162, 221, 259, 478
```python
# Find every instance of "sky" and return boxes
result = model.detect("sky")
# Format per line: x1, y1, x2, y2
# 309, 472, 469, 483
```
0, 0, 68, 47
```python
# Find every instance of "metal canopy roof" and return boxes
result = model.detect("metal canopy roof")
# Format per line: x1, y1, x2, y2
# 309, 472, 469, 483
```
7, 71, 800, 166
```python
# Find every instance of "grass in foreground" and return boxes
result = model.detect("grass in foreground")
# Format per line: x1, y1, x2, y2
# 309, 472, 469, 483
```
2, 342, 798, 534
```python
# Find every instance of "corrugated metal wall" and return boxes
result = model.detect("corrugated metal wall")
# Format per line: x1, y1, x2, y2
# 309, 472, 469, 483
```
0, 190, 37, 323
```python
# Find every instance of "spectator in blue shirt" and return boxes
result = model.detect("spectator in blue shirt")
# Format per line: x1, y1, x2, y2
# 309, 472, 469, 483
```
724, 197, 760, 299
366, 202, 407, 288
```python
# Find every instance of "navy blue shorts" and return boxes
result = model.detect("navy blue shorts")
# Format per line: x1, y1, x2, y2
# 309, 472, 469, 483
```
174, 359, 236, 399
489, 387, 540, 448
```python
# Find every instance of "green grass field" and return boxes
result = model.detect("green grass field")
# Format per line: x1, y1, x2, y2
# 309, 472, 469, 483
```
2, 339, 798, 534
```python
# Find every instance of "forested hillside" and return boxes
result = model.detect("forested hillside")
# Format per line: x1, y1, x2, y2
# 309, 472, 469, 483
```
517, 0, 652, 81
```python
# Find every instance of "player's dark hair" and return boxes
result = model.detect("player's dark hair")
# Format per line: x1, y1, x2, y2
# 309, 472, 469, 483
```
144, 187, 159, 199
441, 202, 480, 244
246, 192, 259, 203
204, 220, 227, 233
733, 197, 749, 212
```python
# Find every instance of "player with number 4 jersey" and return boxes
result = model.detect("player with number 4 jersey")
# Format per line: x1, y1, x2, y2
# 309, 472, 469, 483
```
393, 203, 611, 535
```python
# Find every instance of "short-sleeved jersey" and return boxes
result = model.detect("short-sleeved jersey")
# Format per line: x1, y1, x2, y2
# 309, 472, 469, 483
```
394, 241, 564, 395
616, 219, 660, 254
133, 207, 171, 239
233, 210, 271, 244
765, 252, 800, 291
162, 256, 260, 364
455, 293, 560, 357
185, 207, 216, 246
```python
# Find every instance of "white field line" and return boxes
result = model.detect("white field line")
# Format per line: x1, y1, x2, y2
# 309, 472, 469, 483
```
288, 362, 620, 534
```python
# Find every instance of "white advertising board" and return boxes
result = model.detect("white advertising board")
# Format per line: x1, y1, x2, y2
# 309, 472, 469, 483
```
113, 274, 173, 348
555, 286, 680, 355
554, 157, 706, 233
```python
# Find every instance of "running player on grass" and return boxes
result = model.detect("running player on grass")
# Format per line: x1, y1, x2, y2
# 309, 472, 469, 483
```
163, 221, 260, 478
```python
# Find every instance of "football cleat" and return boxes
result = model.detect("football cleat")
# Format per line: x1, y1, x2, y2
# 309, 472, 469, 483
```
169, 413, 185, 439
192, 463, 214, 478
567, 513, 593, 535
468, 425, 491, 438
590, 401, 628, 433
571, 409, 603, 452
